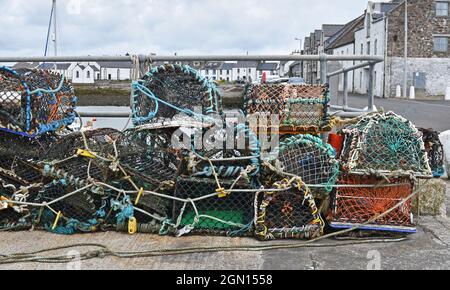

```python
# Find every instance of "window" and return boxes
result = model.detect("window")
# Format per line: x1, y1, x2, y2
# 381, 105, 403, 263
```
237, 69, 240, 74
76, 71, 80, 78
86, 71, 90, 78
374, 39, 378, 55
434, 37, 448, 52
361, 44, 364, 55
367, 41, 371, 55
436, 2, 449, 16
248, 69, 252, 74
213, 69, 216, 74
108, 74, 112, 80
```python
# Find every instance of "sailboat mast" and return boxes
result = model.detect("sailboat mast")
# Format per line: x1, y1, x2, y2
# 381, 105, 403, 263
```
52, 0, 57, 56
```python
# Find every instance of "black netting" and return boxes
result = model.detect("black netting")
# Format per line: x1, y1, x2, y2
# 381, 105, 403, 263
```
419, 128, 445, 178
173, 177, 255, 236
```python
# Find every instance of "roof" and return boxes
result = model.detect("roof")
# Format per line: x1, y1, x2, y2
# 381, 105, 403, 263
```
325, 14, 365, 50
203, 61, 222, 70
37, 63, 57, 70
258, 62, 278, 71
12, 62, 39, 69
235, 61, 258, 68
322, 24, 345, 38
219, 63, 235, 70
96, 61, 132, 69
37, 63, 72, 70
314, 30, 322, 41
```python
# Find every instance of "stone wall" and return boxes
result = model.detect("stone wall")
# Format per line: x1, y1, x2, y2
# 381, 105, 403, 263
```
387, 0, 450, 58
385, 56, 450, 98
384, 0, 450, 98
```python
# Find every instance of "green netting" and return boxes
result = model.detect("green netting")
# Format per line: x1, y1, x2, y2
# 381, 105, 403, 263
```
340, 112, 432, 177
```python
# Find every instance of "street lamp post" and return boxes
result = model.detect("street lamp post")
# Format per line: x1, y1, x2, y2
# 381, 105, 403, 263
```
403, 0, 408, 98
295, 38, 303, 53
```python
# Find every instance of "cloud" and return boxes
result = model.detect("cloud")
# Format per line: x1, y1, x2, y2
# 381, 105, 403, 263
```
0, 0, 370, 57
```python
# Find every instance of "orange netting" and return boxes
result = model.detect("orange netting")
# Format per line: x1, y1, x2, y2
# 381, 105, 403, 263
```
330, 174, 415, 232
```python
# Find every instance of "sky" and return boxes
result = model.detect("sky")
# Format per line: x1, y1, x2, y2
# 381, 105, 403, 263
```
0, 0, 377, 57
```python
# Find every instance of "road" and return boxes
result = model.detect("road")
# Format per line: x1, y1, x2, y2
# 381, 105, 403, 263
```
335, 94, 450, 132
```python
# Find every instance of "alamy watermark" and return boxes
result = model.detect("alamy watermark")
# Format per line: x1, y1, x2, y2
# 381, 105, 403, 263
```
169, 108, 281, 160
66, 250, 82, 270
367, 250, 381, 270
66, 0, 84, 15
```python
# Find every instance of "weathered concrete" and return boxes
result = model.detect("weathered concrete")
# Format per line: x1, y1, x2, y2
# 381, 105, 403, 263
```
1, 217, 450, 270
413, 179, 447, 217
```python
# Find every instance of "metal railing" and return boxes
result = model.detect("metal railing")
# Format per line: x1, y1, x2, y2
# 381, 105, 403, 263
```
1, 53, 384, 118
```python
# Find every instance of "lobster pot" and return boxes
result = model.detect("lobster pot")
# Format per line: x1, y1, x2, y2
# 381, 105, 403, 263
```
244, 84, 331, 135
0, 67, 77, 136
187, 123, 261, 183
131, 64, 222, 126
330, 174, 416, 233
419, 128, 445, 178
340, 112, 432, 177
255, 180, 324, 241
172, 177, 255, 236
34, 181, 104, 234
275, 134, 339, 198
116, 126, 184, 222
0, 165, 43, 231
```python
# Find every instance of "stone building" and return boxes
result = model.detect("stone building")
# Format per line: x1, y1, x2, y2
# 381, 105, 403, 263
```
323, 0, 449, 99
385, 0, 450, 98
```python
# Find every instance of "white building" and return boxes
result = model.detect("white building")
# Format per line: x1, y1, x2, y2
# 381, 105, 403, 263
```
353, 1, 398, 97
72, 64, 97, 84
96, 61, 132, 81
232, 61, 258, 82
201, 61, 222, 81
13, 60, 133, 84
325, 14, 365, 93
324, 1, 398, 97
257, 62, 279, 81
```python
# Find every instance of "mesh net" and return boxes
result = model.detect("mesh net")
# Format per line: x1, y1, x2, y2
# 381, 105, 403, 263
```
340, 112, 432, 177
131, 64, 222, 126
244, 83, 331, 134
419, 128, 445, 178
172, 177, 255, 236
330, 174, 415, 233
272, 134, 339, 198
187, 123, 261, 181
115, 126, 184, 223
255, 179, 324, 240
0, 67, 76, 136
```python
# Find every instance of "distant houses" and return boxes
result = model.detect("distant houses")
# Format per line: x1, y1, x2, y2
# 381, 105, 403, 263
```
12, 60, 280, 84
12, 61, 133, 84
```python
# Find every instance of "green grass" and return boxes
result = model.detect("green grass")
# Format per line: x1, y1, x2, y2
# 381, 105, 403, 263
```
73, 86, 130, 97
